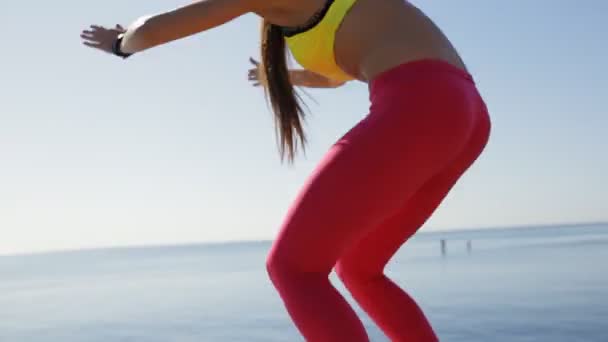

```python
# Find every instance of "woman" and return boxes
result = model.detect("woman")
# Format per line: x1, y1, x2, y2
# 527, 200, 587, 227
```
81, 0, 491, 340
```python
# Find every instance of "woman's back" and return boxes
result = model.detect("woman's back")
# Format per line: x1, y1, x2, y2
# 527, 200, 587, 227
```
336, 0, 467, 80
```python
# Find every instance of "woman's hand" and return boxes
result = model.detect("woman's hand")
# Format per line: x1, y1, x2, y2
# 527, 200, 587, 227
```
80, 24, 125, 54
248, 57, 262, 87
247, 57, 347, 88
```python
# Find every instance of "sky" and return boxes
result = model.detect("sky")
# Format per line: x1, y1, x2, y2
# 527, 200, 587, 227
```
1, 0, 606, 255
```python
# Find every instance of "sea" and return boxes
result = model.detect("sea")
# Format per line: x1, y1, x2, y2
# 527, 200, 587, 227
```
1, 223, 607, 341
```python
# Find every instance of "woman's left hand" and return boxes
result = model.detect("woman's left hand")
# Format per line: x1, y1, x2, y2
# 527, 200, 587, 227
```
80, 24, 126, 54
248, 57, 262, 87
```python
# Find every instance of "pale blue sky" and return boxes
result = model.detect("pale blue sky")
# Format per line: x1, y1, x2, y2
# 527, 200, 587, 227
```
1, 1, 606, 255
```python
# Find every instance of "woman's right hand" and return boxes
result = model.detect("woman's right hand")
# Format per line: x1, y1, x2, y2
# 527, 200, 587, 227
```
248, 57, 262, 87
80, 24, 126, 55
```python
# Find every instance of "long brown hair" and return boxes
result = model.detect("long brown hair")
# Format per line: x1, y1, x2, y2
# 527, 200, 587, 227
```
259, 19, 307, 163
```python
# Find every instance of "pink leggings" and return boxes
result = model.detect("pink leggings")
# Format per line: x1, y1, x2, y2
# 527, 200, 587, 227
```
266, 59, 491, 341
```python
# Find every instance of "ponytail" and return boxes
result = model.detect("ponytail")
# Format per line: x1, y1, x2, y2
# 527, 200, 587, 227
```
259, 20, 307, 163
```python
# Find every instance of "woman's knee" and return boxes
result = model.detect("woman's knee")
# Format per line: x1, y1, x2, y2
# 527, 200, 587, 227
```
265, 247, 286, 284
265, 246, 307, 286
334, 261, 351, 286
335, 257, 382, 286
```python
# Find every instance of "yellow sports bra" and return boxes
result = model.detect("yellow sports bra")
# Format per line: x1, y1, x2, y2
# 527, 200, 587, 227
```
281, 0, 357, 82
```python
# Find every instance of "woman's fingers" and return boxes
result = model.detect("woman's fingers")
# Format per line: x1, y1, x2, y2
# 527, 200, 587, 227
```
80, 31, 100, 43
80, 32, 95, 40
89, 25, 104, 32
248, 57, 262, 85
82, 41, 103, 48
248, 66, 261, 80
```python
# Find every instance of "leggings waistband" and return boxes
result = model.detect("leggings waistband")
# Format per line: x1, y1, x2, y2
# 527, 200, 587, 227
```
369, 59, 475, 100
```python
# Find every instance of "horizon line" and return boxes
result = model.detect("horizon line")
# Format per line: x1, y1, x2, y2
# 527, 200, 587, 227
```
2, 220, 606, 258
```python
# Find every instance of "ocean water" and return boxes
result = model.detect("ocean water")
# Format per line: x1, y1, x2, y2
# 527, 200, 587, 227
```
1, 224, 607, 341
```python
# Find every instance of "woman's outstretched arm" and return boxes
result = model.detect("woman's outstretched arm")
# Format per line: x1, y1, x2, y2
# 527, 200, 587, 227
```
81, 0, 257, 56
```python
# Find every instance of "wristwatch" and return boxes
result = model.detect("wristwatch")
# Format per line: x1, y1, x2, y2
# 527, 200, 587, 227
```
112, 33, 133, 59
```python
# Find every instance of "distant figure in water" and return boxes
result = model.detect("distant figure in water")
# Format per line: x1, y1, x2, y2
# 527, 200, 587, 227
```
441, 239, 447, 257
467, 240, 472, 254
80, 0, 492, 340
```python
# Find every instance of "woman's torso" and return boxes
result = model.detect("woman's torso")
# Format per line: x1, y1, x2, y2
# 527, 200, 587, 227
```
256, 0, 467, 82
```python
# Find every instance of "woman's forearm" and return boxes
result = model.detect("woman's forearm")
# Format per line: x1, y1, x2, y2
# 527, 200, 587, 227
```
121, 0, 254, 54
120, 15, 153, 54
289, 70, 346, 88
